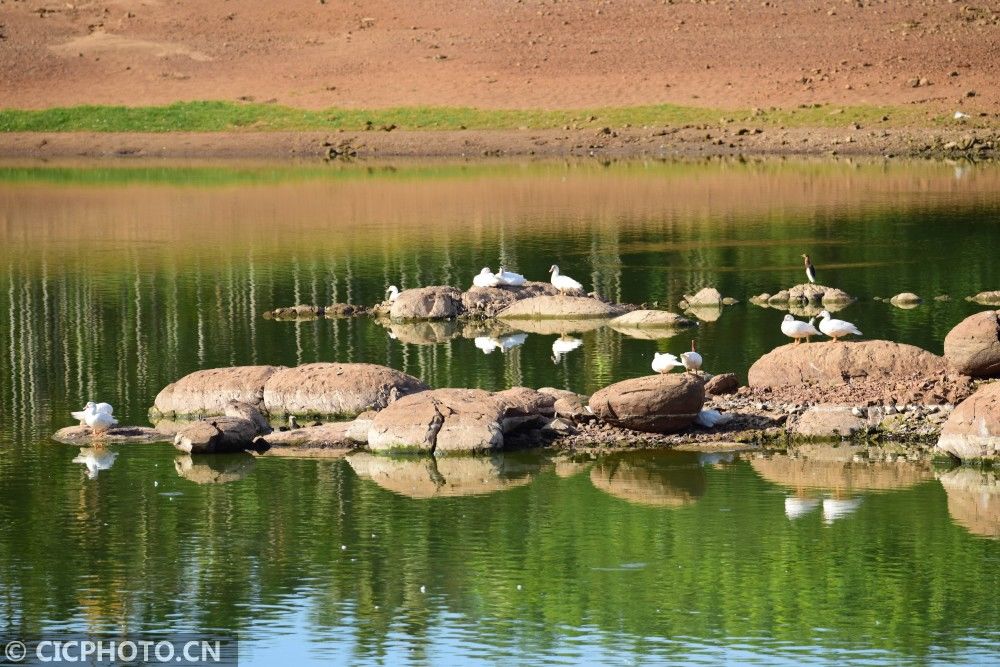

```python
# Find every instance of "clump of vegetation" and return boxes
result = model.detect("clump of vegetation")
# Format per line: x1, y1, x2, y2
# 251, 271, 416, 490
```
0, 100, 936, 133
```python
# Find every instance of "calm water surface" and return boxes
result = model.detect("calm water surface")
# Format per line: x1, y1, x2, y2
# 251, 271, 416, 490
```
1, 158, 999, 665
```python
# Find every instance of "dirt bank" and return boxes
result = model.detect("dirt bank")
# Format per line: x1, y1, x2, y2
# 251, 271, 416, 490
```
2, 125, 998, 160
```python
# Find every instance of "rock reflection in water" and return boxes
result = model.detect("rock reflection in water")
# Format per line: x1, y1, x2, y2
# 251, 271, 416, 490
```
174, 453, 255, 484
507, 318, 607, 336
938, 468, 999, 539
590, 451, 707, 507
384, 320, 460, 345
347, 452, 545, 499
72, 446, 118, 479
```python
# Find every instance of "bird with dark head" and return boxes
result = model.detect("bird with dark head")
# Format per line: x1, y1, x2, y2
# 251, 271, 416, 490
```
801, 254, 817, 284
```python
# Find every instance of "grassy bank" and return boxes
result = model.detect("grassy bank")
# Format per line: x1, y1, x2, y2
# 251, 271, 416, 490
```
0, 100, 947, 133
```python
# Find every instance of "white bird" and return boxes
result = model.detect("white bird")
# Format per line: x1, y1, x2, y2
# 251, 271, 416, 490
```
784, 496, 820, 520
694, 409, 731, 428
781, 314, 821, 344
385, 285, 400, 302
549, 265, 583, 295
83, 403, 118, 433
71, 401, 113, 425
822, 497, 863, 524
817, 310, 862, 341
495, 266, 526, 287
72, 447, 118, 479
651, 352, 683, 374
954, 111, 970, 121
551, 335, 582, 363
681, 340, 703, 373
473, 267, 501, 288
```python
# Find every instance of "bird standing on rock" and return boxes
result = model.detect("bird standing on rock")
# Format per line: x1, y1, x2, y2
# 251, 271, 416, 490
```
71, 401, 113, 426
495, 266, 526, 287
385, 285, 400, 302
549, 265, 583, 295
681, 340, 703, 374
817, 310, 862, 341
801, 254, 817, 284
651, 352, 684, 374
780, 314, 821, 344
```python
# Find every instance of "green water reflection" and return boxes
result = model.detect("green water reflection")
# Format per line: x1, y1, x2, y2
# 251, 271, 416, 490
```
1, 158, 999, 664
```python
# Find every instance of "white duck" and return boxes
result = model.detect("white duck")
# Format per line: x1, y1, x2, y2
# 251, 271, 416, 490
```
385, 285, 400, 302
495, 266, 526, 287
781, 314, 821, 344
549, 265, 583, 294
694, 409, 731, 428
71, 401, 113, 425
651, 352, 683, 374
473, 267, 501, 288
83, 403, 118, 433
72, 447, 118, 479
551, 335, 583, 363
680, 340, 703, 373
954, 111, 970, 121
817, 310, 862, 341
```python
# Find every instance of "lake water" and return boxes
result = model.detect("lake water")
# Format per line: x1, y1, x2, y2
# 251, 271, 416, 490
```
1, 158, 999, 665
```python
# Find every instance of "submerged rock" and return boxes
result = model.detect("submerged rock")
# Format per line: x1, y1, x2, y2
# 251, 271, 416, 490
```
262, 362, 428, 419
944, 310, 1000, 378
263, 303, 367, 320
889, 292, 922, 308
936, 382, 1000, 462
588, 373, 705, 434
498, 295, 626, 320
389, 286, 464, 321
151, 365, 286, 421
254, 420, 368, 456
968, 291, 1000, 306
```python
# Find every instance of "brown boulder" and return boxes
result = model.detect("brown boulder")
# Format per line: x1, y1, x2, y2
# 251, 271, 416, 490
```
151, 365, 285, 420
461, 281, 561, 318
255, 420, 368, 456
790, 405, 866, 439
748, 341, 951, 388
683, 287, 723, 306
943, 310, 1000, 378
498, 295, 625, 319
936, 382, 1000, 462
367, 388, 505, 454
389, 286, 464, 321
262, 363, 428, 419
588, 374, 705, 434
704, 373, 739, 395
537, 387, 590, 418
173, 416, 261, 454
494, 387, 556, 433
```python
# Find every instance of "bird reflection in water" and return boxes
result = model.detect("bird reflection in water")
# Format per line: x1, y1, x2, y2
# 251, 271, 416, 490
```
72, 447, 118, 480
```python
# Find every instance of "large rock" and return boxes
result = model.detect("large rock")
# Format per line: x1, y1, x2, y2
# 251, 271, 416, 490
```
748, 341, 951, 388
944, 310, 1000, 378
461, 281, 560, 318
498, 295, 626, 319
704, 373, 739, 395
255, 419, 369, 457
367, 388, 505, 454
936, 382, 1000, 462
151, 365, 285, 420
587, 374, 705, 434
790, 405, 867, 439
263, 363, 428, 419
683, 287, 723, 306
389, 286, 464, 321
537, 387, 590, 419
173, 416, 261, 454
494, 387, 555, 433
